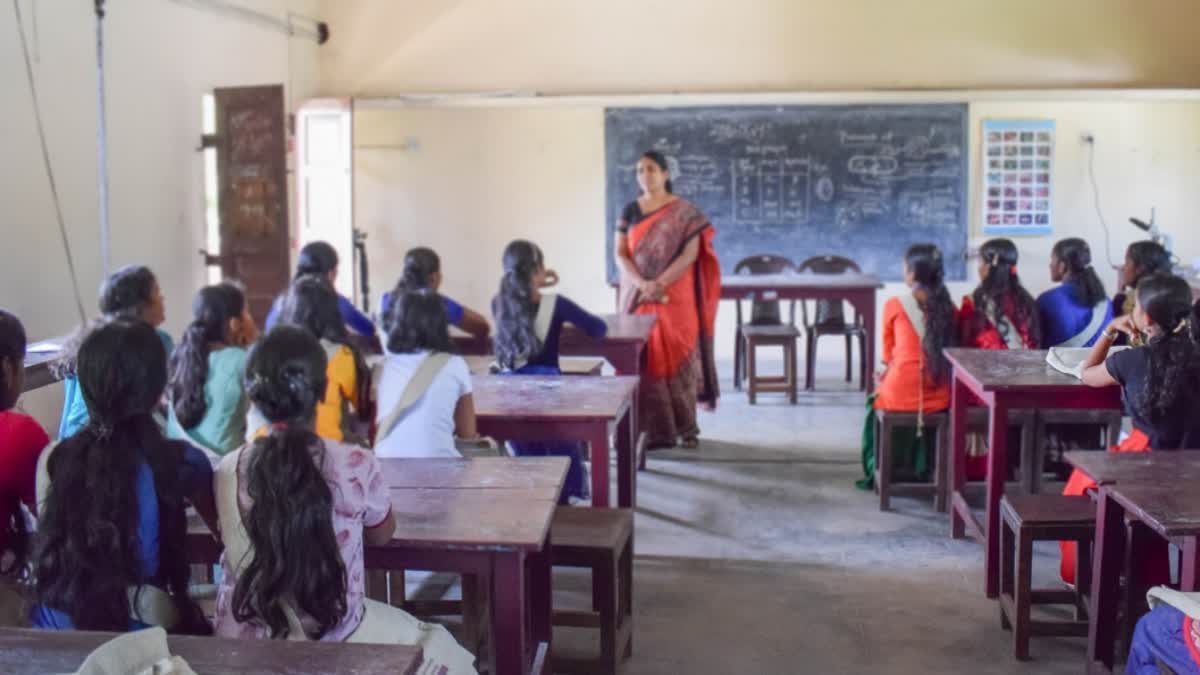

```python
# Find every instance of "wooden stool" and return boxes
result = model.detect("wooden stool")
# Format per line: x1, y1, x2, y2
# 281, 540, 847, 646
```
741, 324, 801, 405
550, 507, 634, 675
1031, 409, 1124, 493
999, 494, 1094, 660
874, 410, 949, 512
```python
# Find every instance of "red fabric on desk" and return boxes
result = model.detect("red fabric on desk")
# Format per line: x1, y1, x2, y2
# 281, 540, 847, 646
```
1058, 428, 1170, 586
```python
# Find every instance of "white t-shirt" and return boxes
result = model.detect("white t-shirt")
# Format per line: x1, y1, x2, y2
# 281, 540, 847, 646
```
373, 350, 472, 458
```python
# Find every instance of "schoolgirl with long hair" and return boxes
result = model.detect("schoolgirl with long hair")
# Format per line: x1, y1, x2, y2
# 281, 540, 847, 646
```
263, 241, 376, 337
1036, 237, 1112, 348
959, 238, 1040, 349
379, 247, 490, 339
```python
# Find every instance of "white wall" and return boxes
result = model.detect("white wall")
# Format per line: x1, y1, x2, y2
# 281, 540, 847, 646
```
319, 0, 1200, 96
353, 95, 1200, 366
0, 0, 320, 427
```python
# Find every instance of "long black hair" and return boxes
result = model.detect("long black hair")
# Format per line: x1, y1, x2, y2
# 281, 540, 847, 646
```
386, 290, 453, 354
278, 276, 368, 407
492, 240, 544, 371
33, 321, 201, 631
295, 241, 339, 280
1125, 241, 1173, 288
168, 284, 246, 429
971, 238, 1040, 347
641, 151, 674, 193
1131, 274, 1200, 429
54, 265, 160, 379
381, 247, 442, 329
1052, 237, 1107, 307
232, 325, 346, 639
0, 310, 28, 575
905, 244, 957, 382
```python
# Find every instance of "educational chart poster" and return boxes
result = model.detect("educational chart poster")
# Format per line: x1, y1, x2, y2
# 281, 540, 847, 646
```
981, 119, 1055, 236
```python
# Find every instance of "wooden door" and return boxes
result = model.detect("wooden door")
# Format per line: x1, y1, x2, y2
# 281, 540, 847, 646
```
212, 85, 291, 323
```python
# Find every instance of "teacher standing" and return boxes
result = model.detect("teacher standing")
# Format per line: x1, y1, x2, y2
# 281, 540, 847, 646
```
615, 151, 721, 449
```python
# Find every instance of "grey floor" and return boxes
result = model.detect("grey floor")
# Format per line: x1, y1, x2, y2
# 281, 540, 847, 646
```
547, 356, 1090, 674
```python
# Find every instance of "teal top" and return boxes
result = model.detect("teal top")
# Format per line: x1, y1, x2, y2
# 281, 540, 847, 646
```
58, 328, 175, 440
165, 346, 249, 456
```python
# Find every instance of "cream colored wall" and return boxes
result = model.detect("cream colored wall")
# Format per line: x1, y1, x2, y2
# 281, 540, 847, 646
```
0, 0, 320, 428
353, 96, 1200, 366
321, 0, 1200, 96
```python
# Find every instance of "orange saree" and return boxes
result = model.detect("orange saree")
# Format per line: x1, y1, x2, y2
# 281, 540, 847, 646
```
618, 199, 721, 447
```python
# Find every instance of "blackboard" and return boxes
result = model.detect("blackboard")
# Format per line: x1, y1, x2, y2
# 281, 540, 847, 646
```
605, 104, 969, 282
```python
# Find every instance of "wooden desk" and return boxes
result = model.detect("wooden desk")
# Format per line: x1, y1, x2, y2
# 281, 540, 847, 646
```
721, 272, 884, 392
0, 627, 423, 675
943, 348, 1122, 599
464, 355, 606, 376
189, 457, 568, 675
21, 336, 67, 393
1088, 480, 1200, 672
452, 314, 655, 377
1064, 450, 1200, 486
472, 374, 639, 508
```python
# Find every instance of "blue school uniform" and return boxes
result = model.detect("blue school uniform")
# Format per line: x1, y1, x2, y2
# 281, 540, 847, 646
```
1127, 605, 1200, 674
379, 291, 466, 327
1036, 284, 1113, 348
499, 295, 608, 503
264, 293, 375, 337
58, 329, 175, 440
31, 443, 211, 630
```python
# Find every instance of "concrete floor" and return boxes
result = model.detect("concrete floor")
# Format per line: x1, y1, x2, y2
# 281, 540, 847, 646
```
548, 357, 1091, 674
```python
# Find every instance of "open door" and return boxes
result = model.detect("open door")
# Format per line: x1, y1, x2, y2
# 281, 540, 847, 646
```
296, 99, 356, 306
209, 85, 291, 323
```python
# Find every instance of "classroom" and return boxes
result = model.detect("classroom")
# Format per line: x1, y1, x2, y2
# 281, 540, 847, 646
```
3, 1, 1200, 673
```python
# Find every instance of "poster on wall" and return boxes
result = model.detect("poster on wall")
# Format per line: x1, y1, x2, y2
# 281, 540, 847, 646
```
981, 119, 1054, 236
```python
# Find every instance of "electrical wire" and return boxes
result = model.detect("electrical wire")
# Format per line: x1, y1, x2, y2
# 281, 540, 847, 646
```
12, 0, 88, 323
1085, 140, 1118, 269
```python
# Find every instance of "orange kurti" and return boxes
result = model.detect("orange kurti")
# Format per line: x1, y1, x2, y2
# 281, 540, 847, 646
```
874, 296, 951, 413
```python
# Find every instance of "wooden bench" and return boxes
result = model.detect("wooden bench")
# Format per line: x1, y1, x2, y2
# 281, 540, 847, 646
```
1030, 409, 1124, 493
874, 410, 949, 512
998, 494, 1094, 660
550, 507, 634, 675
0, 627, 423, 675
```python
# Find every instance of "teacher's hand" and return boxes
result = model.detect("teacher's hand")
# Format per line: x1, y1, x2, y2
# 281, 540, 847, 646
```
639, 278, 665, 301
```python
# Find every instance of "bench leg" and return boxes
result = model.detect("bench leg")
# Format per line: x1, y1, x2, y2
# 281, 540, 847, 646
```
844, 334, 852, 382
804, 332, 816, 391
1014, 527, 1033, 660
787, 341, 798, 404
621, 536, 634, 659
747, 340, 758, 405
877, 417, 892, 511
1019, 416, 1038, 494
1075, 536, 1092, 622
934, 420, 950, 513
734, 329, 743, 391
599, 554, 619, 671
1000, 515, 1014, 631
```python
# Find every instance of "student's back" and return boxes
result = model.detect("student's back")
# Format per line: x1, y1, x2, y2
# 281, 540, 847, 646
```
1037, 238, 1113, 348
959, 238, 1040, 350
374, 291, 475, 459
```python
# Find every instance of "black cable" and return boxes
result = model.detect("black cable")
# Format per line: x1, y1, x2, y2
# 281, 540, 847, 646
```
12, 0, 87, 323
1085, 140, 1118, 270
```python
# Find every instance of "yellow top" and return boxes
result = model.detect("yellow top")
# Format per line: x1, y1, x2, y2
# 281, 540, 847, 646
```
315, 344, 359, 442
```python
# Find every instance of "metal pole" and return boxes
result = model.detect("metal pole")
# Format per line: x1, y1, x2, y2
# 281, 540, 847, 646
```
95, 0, 111, 275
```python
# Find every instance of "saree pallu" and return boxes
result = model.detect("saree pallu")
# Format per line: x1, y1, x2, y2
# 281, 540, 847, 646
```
618, 200, 721, 447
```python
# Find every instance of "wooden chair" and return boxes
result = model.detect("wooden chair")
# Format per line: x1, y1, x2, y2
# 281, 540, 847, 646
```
874, 410, 950, 512
797, 255, 867, 391
731, 255, 801, 404
550, 507, 634, 675
999, 494, 1094, 660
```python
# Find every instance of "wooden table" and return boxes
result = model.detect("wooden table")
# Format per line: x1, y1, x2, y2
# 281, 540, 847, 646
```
720, 272, 884, 392
190, 457, 568, 675
472, 374, 639, 508
0, 627, 423, 674
943, 348, 1122, 599
1088, 480, 1200, 672
465, 355, 606, 377
1064, 450, 1200, 486
21, 336, 67, 393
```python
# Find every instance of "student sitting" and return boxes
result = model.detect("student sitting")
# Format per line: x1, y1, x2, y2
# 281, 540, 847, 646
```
374, 291, 476, 458
32, 320, 216, 632
264, 241, 375, 337
166, 284, 259, 457
211, 326, 476, 673
1037, 237, 1113, 348
274, 276, 369, 443
959, 238, 1041, 350
380, 247, 490, 340
1126, 589, 1200, 675
0, 310, 49, 626
493, 240, 607, 503
862, 244, 957, 487
1113, 240, 1173, 324
1059, 274, 1200, 585
55, 265, 173, 440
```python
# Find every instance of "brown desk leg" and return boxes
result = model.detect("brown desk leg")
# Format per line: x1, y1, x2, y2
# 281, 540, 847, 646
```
529, 534, 552, 649
949, 373, 969, 539
984, 396, 1010, 599
493, 552, 530, 675
589, 424, 611, 508
616, 408, 635, 508
1087, 489, 1127, 673
855, 289, 878, 395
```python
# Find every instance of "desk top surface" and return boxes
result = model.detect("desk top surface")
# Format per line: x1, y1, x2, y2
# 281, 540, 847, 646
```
472, 374, 638, 421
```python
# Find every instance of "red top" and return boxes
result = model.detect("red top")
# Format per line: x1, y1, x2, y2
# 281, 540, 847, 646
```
958, 294, 1039, 350
0, 411, 49, 555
